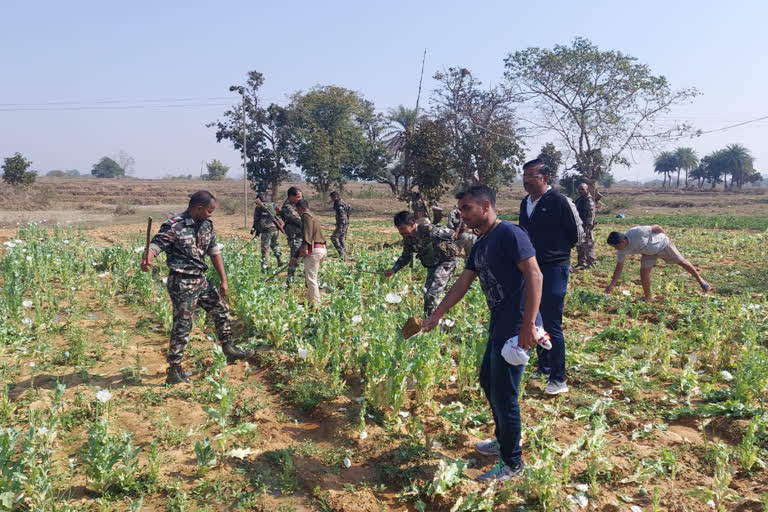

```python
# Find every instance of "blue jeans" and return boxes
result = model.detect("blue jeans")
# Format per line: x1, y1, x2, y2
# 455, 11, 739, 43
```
479, 337, 525, 467
536, 263, 569, 383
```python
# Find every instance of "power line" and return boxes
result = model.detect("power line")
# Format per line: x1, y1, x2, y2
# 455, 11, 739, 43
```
697, 114, 768, 135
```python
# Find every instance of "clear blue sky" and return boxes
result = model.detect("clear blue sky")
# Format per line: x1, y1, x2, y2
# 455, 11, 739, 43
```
2, 0, 766, 181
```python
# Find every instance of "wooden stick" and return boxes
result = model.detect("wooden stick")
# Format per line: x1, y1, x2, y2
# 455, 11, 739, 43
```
144, 217, 153, 258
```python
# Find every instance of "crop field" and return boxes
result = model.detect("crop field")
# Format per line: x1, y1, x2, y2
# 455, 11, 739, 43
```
1, 182, 767, 511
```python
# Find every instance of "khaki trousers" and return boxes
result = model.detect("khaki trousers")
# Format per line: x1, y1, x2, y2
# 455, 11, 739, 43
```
303, 246, 327, 305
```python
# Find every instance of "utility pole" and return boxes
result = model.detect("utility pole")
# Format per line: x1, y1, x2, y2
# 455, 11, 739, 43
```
230, 85, 248, 229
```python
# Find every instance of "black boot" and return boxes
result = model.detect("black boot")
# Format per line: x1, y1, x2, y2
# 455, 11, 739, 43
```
166, 363, 190, 385
222, 342, 255, 362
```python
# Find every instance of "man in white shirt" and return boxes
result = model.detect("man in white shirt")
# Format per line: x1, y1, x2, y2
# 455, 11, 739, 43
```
605, 225, 712, 301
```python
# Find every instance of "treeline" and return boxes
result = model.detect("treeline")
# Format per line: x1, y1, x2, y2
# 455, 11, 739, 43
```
654, 145, 761, 190
210, 38, 703, 202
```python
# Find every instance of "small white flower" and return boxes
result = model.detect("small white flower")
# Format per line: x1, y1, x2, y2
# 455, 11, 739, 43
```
361, 342, 369, 349
98, 272, 109, 278
337, 407, 347, 412
216, 243, 224, 251
36, 427, 49, 436
574, 483, 589, 492
96, 389, 112, 403
385, 293, 402, 304
443, 318, 455, 328
162, 277, 168, 284
574, 492, 589, 509
398, 410, 409, 418
3, 241, 16, 248
392, 256, 398, 261
91, 261, 97, 266
297, 347, 308, 360
622, 290, 631, 296
624, 397, 631, 403
70, 287, 76, 291
134, 246, 145, 253
22, 317, 32, 326
26, 256, 32, 261
62, 239, 70, 244
22, 300, 33, 308
630, 507, 643, 512
63, 351, 70, 359
68, 457, 76, 468
342, 457, 352, 468
359, 431, 368, 440
643, 423, 653, 433
449, 375, 456, 383
705, 500, 715, 509
355, 396, 364, 403
29, 361, 36, 367
432, 441, 443, 448
351, 315, 362, 324
720, 370, 734, 381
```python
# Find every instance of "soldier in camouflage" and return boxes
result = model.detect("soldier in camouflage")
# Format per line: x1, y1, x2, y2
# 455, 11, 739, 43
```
280, 187, 303, 285
410, 192, 430, 224
140, 191, 254, 385
329, 191, 350, 260
251, 193, 284, 270
447, 204, 477, 261
384, 211, 459, 317
575, 183, 596, 268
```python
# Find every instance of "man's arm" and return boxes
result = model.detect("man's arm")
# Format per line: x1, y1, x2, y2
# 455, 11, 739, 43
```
605, 261, 625, 293
210, 253, 228, 297
141, 222, 174, 271
384, 241, 413, 277
422, 270, 477, 332
516, 256, 543, 350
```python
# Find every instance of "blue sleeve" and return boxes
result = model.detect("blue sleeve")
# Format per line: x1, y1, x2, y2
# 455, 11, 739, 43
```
504, 224, 536, 263
465, 242, 478, 272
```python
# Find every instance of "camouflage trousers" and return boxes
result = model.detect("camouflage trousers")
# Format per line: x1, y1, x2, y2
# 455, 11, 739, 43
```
577, 226, 596, 267
456, 232, 477, 262
286, 235, 303, 284
331, 223, 348, 260
166, 273, 231, 365
424, 259, 457, 318
260, 229, 283, 268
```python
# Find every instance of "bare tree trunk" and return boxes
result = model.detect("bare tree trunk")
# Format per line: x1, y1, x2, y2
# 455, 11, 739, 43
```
676, 170, 681, 188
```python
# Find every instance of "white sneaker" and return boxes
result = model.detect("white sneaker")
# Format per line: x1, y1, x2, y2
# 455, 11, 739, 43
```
475, 439, 501, 457
477, 461, 525, 482
544, 381, 569, 395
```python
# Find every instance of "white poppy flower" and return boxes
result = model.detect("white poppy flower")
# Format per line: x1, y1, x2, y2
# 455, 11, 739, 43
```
351, 315, 362, 324
449, 375, 456, 383
26, 256, 32, 261
22, 317, 32, 326
3, 241, 16, 248
134, 246, 145, 253
385, 293, 402, 304
398, 410, 409, 418
298, 347, 308, 360
355, 396, 364, 403
22, 300, 33, 308
392, 256, 398, 261
342, 457, 352, 468
216, 243, 224, 251
96, 389, 112, 403
162, 277, 168, 284
359, 431, 368, 440
36, 427, 49, 436
443, 318, 455, 328
643, 424, 652, 433
574, 483, 589, 492
62, 240, 69, 244
98, 272, 109, 278
720, 370, 734, 381
29, 361, 36, 367
432, 441, 443, 448
622, 290, 631, 296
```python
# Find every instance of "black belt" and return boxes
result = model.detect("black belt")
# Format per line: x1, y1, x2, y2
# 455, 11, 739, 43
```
169, 271, 204, 279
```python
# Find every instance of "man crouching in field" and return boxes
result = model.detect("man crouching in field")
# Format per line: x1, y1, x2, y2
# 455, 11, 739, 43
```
140, 190, 254, 384
423, 184, 543, 482
605, 225, 712, 302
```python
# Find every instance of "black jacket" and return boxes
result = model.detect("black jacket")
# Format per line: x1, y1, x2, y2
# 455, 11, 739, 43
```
519, 189, 579, 266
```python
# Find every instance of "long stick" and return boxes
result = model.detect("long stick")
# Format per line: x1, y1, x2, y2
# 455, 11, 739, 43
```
143, 217, 152, 259
264, 264, 289, 283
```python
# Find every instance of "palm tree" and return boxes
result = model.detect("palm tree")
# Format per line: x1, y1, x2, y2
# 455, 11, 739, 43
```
384, 105, 421, 158
654, 151, 676, 188
720, 144, 754, 189
673, 147, 699, 188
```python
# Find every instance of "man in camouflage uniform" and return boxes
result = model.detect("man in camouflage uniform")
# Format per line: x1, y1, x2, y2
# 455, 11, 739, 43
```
280, 187, 303, 285
140, 190, 254, 385
251, 193, 284, 270
410, 192, 430, 224
384, 211, 459, 317
575, 183, 596, 269
447, 204, 477, 261
329, 191, 350, 260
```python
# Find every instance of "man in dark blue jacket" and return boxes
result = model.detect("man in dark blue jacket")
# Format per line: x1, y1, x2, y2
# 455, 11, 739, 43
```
519, 159, 578, 395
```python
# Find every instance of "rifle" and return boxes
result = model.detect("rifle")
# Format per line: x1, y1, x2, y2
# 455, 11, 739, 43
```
253, 198, 285, 234
264, 264, 289, 283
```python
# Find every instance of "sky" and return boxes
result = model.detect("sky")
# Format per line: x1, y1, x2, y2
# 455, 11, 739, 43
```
2, 0, 767, 181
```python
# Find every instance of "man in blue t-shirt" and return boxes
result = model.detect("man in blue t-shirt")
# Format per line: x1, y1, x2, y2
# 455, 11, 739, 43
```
423, 184, 543, 483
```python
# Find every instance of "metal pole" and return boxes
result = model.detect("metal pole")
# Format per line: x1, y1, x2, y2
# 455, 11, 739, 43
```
241, 91, 247, 230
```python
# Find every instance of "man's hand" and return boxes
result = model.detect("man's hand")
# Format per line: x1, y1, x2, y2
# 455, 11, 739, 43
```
422, 312, 442, 333
517, 323, 538, 350
290, 257, 298, 266
219, 280, 229, 297
383, 269, 394, 278
250, 228, 256, 235
140, 251, 153, 272
298, 246, 309, 258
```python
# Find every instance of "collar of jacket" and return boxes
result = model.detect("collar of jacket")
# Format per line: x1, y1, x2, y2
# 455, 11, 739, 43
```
526, 188, 556, 222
